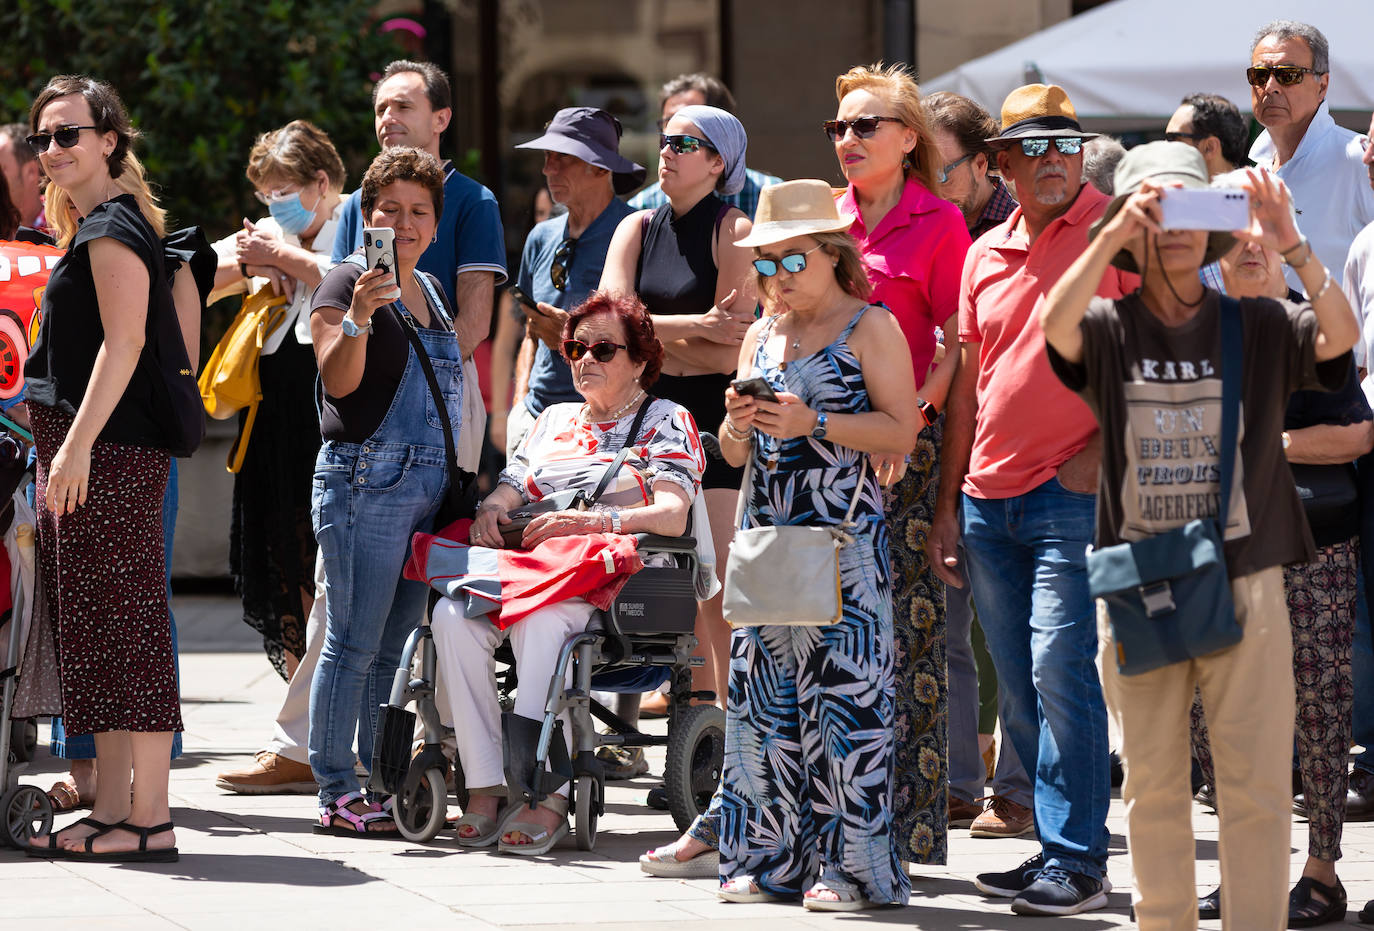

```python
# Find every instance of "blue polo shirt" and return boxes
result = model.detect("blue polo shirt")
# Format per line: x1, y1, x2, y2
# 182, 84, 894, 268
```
330, 160, 507, 307
519, 197, 633, 416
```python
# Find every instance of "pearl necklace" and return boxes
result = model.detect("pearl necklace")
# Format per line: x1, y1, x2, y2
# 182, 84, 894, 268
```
581, 389, 645, 424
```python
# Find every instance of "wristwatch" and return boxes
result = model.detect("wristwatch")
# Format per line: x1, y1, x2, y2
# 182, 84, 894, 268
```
341, 314, 372, 338
610, 508, 622, 533
917, 398, 938, 428
810, 411, 828, 439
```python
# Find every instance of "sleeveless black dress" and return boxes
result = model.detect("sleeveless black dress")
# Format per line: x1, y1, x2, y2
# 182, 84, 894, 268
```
635, 193, 744, 489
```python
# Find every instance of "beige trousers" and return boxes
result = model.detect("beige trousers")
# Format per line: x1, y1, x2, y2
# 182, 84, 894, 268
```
1098, 565, 1294, 931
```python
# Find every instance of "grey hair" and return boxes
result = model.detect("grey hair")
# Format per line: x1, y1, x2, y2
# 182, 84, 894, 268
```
1082, 136, 1127, 196
1251, 20, 1329, 74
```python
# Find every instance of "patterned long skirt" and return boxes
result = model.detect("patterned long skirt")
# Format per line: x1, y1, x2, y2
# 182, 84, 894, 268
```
31, 403, 182, 736
883, 419, 947, 864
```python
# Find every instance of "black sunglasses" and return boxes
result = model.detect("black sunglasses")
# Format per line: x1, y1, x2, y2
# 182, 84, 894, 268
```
562, 339, 627, 363
936, 153, 974, 184
1018, 137, 1083, 158
822, 116, 903, 142
1164, 131, 1205, 144
1246, 65, 1322, 87
550, 237, 577, 292
659, 133, 716, 155
26, 124, 98, 155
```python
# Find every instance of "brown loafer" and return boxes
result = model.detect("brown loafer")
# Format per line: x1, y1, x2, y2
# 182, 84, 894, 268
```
215, 751, 317, 795
970, 794, 1035, 838
949, 793, 983, 829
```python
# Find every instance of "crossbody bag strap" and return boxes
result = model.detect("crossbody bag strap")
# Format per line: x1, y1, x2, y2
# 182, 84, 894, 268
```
730, 438, 870, 532
588, 396, 654, 505
1216, 295, 1243, 535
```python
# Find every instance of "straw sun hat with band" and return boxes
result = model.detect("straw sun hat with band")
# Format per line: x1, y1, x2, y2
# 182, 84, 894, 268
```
1089, 140, 1236, 274
734, 179, 854, 248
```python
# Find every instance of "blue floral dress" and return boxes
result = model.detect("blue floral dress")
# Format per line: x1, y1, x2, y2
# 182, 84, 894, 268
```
717, 305, 908, 905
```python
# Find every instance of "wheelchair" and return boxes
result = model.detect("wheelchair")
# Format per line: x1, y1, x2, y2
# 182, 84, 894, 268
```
369, 530, 725, 850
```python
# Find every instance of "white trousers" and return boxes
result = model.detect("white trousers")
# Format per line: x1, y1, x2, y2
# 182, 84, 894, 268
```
264, 552, 328, 764
430, 596, 594, 790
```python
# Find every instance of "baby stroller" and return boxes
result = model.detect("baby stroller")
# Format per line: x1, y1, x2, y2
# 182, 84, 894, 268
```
370, 528, 725, 849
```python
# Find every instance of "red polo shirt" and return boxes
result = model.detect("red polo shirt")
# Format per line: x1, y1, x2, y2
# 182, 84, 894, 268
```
958, 183, 1136, 500
837, 179, 971, 385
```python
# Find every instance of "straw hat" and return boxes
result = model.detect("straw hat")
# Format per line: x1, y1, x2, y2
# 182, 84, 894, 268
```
734, 180, 855, 248
987, 84, 1098, 149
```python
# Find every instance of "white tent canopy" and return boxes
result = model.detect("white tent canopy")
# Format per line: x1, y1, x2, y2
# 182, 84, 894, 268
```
925, 0, 1374, 125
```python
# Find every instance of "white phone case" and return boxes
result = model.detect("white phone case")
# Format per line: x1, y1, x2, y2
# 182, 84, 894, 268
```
363, 227, 402, 300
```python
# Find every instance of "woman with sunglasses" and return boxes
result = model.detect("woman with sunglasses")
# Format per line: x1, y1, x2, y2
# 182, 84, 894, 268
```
207, 120, 349, 685
438, 289, 703, 854
828, 62, 971, 869
600, 104, 753, 766
23, 75, 213, 861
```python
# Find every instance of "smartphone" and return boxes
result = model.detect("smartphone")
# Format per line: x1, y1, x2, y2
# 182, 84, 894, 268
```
1159, 188, 1250, 231
363, 226, 402, 300
507, 284, 542, 315
731, 376, 779, 403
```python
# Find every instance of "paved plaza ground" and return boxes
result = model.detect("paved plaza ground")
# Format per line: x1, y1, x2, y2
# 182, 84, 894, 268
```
7, 593, 1374, 930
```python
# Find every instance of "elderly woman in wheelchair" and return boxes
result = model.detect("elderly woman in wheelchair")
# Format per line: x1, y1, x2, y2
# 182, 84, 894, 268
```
421, 290, 706, 855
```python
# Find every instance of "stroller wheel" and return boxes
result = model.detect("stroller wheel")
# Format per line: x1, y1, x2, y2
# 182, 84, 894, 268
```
8, 716, 37, 764
574, 774, 600, 851
394, 762, 448, 843
663, 704, 725, 833
2, 784, 52, 849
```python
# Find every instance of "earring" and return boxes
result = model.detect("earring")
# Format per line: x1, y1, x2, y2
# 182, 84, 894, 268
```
902, 154, 913, 171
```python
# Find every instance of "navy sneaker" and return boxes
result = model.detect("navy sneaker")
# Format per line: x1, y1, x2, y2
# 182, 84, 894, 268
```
974, 853, 1044, 898
1011, 865, 1111, 916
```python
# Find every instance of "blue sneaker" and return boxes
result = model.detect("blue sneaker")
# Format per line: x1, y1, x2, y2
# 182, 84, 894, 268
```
1010, 865, 1110, 915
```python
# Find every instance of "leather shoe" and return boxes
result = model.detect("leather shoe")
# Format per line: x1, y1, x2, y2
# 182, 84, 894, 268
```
970, 795, 1034, 838
1198, 886, 1220, 920
215, 751, 317, 794
1343, 768, 1374, 822
948, 794, 982, 829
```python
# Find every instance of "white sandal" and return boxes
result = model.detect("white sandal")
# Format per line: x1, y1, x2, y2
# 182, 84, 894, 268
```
718, 875, 781, 903
803, 879, 876, 912
639, 839, 719, 878
496, 795, 568, 857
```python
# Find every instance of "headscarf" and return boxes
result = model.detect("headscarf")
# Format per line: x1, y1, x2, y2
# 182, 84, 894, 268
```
671, 105, 748, 196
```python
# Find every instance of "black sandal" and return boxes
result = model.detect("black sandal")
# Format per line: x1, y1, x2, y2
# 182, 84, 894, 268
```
24, 817, 116, 859
1197, 886, 1221, 920
69, 820, 179, 863
1289, 876, 1346, 928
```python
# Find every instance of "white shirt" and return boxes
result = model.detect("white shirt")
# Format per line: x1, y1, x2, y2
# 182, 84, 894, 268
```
1251, 102, 1374, 293
211, 194, 348, 353
1344, 220, 1374, 405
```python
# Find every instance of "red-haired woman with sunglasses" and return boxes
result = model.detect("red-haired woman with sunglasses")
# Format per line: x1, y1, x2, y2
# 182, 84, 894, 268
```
828, 63, 973, 869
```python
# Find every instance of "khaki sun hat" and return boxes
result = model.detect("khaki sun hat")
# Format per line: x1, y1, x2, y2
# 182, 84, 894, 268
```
1088, 140, 1236, 273
987, 83, 1099, 149
734, 179, 855, 248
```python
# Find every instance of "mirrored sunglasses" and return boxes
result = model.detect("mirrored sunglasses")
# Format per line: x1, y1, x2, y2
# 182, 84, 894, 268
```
659, 133, 716, 155
1019, 137, 1084, 158
26, 125, 98, 155
1245, 65, 1321, 87
753, 244, 824, 278
822, 116, 903, 142
562, 339, 627, 363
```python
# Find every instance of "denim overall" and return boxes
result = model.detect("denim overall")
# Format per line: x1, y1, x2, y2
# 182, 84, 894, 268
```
308, 269, 463, 806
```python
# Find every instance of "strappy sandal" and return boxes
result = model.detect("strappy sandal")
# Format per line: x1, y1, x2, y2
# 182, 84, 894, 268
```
24, 817, 115, 859
1289, 876, 1347, 928
803, 878, 876, 912
497, 795, 568, 857
718, 875, 783, 903
69, 821, 179, 863
451, 788, 512, 848
313, 790, 399, 837
640, 839, 720, 878
45, 778, 92, 813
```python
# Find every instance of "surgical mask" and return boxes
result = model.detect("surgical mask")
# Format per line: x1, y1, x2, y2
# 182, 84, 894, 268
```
267, 189, 319, 236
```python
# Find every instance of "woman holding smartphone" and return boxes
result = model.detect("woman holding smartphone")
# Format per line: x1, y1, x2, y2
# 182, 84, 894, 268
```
306, 146, 463, 835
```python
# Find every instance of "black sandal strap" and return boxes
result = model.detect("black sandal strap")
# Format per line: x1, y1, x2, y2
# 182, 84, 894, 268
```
1292, 875, 1345, 909
129, 821, 175, 852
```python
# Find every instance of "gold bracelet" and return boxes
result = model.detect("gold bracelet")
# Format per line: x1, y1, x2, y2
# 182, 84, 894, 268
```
723, 418, 752, 442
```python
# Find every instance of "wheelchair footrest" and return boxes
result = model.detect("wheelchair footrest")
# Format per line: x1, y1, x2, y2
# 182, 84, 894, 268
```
503, 711, 574, 805
368, 703, 416, 796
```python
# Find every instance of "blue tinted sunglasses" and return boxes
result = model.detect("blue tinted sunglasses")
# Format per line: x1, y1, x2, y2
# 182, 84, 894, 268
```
1019, 137, 1083, 157
753, 244, 824, 277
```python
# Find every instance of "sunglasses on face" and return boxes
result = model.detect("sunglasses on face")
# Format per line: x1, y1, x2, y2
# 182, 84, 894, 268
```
562, 339, 627, 363
822, 115, 903, 142
1018, 137, 1083, 158
753, 243, 824, 277
1246, 64, 1321, 87
1164, 131, 1204, 144
659, 133, 716, 155
936, 152, 974, 184
550, 237, 577, 291
26, 124, 98, 155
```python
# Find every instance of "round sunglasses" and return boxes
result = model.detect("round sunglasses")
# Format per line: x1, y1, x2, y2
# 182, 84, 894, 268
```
753, 243, 824, 278
563, 339, 627, 363
1246, 65, 1322, 87
822, 116, 903, 142
659, 133, 716, 155
26, 124, 98, 155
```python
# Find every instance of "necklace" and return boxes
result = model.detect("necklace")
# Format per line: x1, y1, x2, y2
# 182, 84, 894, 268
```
582, 388, 644, 424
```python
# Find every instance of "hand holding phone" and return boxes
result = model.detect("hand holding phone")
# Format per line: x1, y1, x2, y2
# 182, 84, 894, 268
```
363, 227, 402, 300
731, 376, 779, 403
507, 284, 542, 315
1159, 189, 1250, 231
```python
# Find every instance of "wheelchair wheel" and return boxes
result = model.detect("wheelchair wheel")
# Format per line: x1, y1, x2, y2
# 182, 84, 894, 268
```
394, 761, 448, 843
663, 703, 725, 832
2, 784, 51, 850
573, 774, 600, 851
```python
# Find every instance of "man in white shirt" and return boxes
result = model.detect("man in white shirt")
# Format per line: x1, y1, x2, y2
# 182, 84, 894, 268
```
1248, 20, 1374, 290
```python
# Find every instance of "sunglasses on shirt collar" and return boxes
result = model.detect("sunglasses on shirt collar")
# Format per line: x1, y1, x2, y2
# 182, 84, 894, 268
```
550, 237, 577, 291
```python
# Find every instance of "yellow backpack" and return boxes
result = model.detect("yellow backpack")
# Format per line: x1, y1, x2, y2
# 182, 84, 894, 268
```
198, 287, 290, 473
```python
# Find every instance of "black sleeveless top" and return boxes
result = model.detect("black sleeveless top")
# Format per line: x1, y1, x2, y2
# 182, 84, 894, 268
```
635, 193, 743, 489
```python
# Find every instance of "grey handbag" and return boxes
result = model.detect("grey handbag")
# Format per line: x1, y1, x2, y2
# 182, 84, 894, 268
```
722, 450, 867, 627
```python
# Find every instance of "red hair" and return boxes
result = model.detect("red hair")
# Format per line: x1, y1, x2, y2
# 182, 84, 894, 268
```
563, 290, 664, 389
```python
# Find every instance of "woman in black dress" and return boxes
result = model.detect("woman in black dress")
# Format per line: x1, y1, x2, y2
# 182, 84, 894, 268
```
24, 75, 211, 861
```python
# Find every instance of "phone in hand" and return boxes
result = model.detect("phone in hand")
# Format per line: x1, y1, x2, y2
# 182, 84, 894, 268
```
507, 284, 543, 315
1159, 189, 1250, 231
731, 376, 779, 403
363, 227, 402, 300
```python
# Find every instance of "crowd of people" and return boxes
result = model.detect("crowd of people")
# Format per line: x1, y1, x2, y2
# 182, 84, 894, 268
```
7, 13, 1374, 928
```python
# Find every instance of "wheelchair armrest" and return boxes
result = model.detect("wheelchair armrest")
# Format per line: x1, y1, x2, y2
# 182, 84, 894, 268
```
633, 533, 697, 555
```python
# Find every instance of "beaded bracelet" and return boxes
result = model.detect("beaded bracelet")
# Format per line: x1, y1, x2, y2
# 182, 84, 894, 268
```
722, 418, 752, 442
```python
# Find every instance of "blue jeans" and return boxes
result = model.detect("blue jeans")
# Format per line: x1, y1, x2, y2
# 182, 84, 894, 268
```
308, 440, 448, 805
960, 478, 1110, 876
51, 457, 183, 760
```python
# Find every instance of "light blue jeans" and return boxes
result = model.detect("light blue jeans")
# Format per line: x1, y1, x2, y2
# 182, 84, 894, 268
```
960, 477, 1110, 877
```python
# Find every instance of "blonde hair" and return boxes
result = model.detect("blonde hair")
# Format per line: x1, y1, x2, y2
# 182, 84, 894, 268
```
246, 120, 346, 191
46, 150, 166, 248
753, 230, 873, 303
835, 62, 941, 193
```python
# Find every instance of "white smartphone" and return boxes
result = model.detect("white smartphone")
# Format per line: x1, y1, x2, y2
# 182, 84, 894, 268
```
1159, 189, 1250, 231
363, 226, 402, 300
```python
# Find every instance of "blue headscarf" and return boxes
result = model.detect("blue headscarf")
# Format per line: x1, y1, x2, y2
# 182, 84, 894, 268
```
671, 105, 748, 196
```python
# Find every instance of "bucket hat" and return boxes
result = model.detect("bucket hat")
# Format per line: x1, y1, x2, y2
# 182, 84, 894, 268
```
987, 84, 1098, 148
515, 107, 646, 194
734, 180, 854, 248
